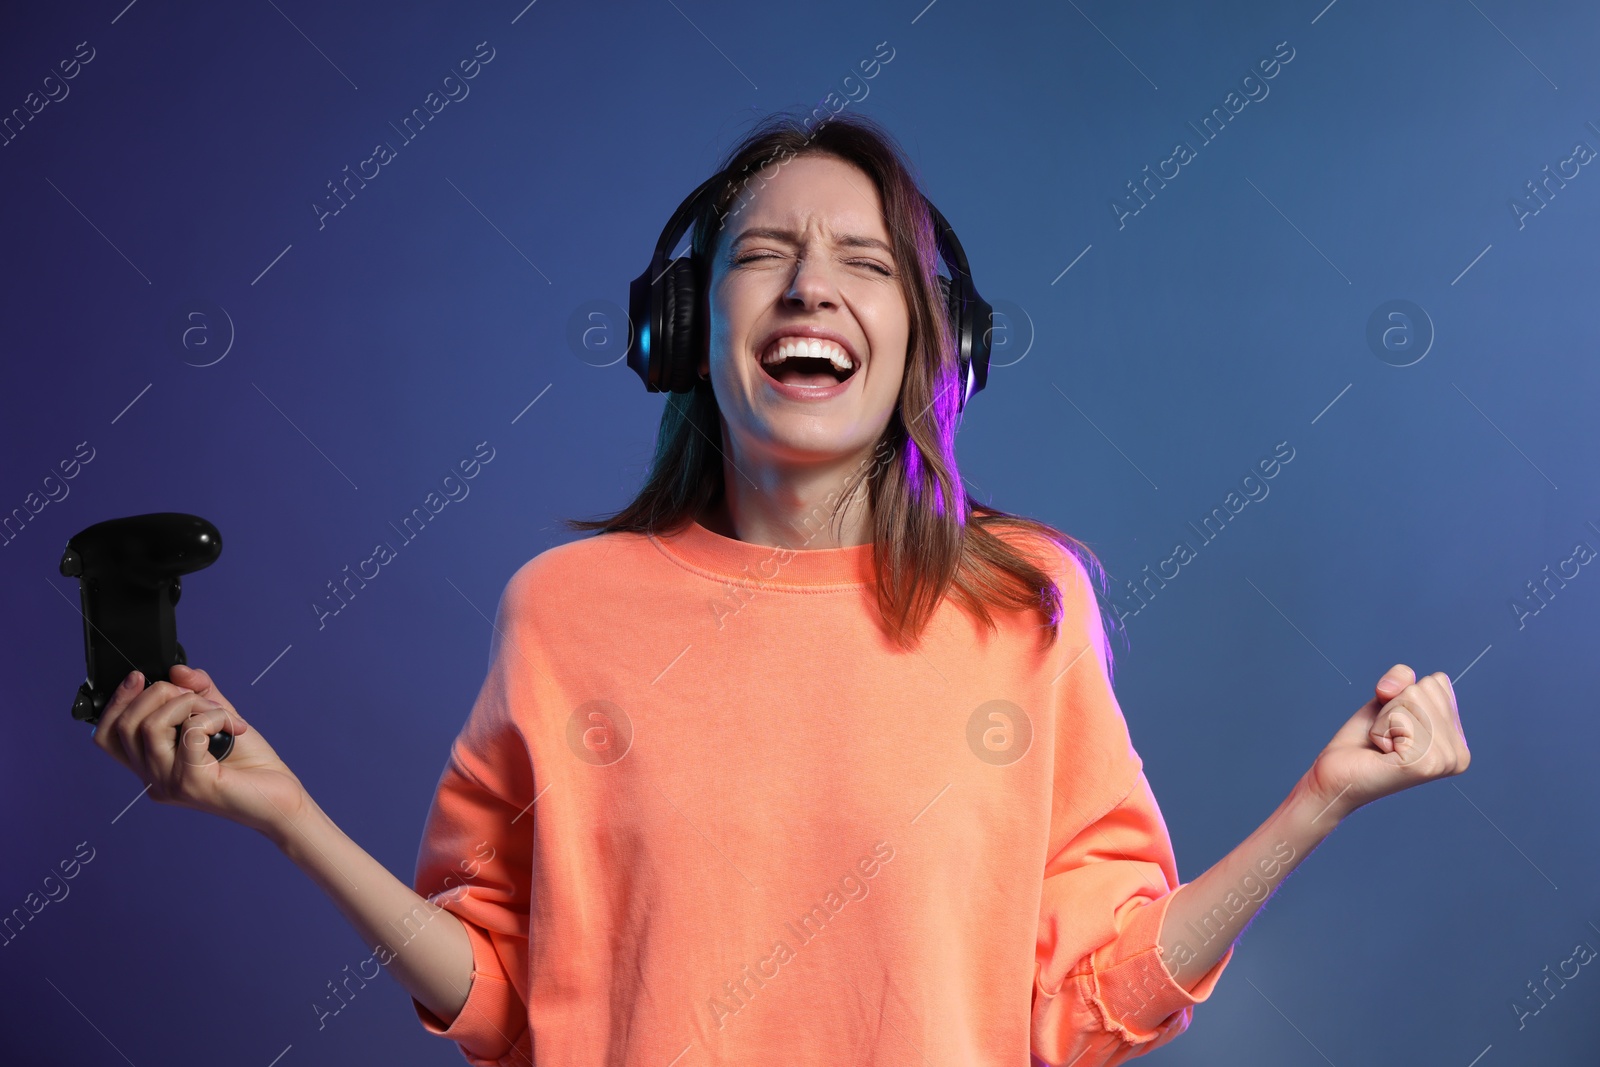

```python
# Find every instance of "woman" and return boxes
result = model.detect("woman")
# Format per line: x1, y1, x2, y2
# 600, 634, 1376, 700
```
90, 111, 1470, 1066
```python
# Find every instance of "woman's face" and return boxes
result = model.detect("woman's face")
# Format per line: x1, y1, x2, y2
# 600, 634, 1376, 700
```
700, 152, 910, 473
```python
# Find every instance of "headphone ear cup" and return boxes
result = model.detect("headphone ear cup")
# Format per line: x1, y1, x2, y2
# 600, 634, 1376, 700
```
659, 260, 703, 392
935, 274, 970, 409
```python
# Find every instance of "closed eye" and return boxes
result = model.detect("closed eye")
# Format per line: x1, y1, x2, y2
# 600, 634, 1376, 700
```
734, 252, 895, 277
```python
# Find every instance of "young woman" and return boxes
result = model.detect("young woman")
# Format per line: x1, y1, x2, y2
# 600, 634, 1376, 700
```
91, 112, 1470, 1066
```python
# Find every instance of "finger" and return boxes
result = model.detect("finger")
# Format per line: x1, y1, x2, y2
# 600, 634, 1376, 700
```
114, 680, 195, 779
167, 665, 245, 733
1376, 664, 1414, 699
1419, 673, 1467, 767
1432, 671, 1469, 769
92, 670, 147, 767
173, 706, 236, 770
142, 693, 225, 786
1369, 702, 1409, 750
187, 701, 249, 749
1385, 708, 1421, 763
168, 662, 246, 729
96, 670, 177, 744
169, 664, 220, 702
1376, 695, 1435, 767
1430, 671, 1464, 732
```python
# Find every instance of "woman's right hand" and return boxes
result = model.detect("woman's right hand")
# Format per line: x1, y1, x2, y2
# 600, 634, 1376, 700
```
91, 663, 311, 840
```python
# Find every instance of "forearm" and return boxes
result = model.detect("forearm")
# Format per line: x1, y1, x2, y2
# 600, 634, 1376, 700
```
1157, 773, 1341, 989
267, 794, 475, 1026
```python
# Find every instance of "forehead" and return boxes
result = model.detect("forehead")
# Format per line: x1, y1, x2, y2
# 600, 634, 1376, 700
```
722, 153, 888, 239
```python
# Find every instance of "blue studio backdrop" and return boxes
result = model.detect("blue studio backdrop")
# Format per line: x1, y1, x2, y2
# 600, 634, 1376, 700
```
2, 1, 1597, 1064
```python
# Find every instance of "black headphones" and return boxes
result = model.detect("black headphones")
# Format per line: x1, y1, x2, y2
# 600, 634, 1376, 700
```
625, 165, 993, 413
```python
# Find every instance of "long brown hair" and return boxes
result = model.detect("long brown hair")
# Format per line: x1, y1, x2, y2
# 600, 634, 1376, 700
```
566, 110, 1115, 670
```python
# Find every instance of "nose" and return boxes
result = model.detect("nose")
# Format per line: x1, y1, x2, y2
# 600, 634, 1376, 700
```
784, 251, 840, 311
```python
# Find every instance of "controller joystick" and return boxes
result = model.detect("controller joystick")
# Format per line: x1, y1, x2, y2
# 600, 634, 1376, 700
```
60, 513, 233, 762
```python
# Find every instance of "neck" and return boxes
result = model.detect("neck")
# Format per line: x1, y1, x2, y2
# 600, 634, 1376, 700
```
700, 432, 878, 551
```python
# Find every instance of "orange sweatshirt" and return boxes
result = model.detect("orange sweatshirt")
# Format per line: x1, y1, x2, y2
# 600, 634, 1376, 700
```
410, 520, 1231, 1066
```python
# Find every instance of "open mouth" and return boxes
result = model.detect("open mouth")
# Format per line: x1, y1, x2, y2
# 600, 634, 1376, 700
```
758, 337, 859, 387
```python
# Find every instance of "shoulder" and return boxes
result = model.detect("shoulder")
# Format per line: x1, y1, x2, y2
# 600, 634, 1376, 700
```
976, 513, 1114, 666
978, 514, 1099, 601
499, 529, 654, 611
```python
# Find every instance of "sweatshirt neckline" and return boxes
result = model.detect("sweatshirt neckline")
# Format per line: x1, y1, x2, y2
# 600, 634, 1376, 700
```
651, 520, 875, 587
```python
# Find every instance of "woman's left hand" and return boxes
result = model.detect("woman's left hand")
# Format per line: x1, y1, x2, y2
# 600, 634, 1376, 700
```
1302, 664, 1471, 823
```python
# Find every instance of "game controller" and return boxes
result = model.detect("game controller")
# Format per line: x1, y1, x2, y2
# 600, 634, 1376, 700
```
60, 513, 233, 762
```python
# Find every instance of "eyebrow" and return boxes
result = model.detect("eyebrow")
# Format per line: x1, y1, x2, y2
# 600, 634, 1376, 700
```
729, 227, 896, 257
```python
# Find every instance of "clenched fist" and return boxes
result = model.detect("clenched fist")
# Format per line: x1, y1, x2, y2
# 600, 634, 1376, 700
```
1303, 664, 1471, 823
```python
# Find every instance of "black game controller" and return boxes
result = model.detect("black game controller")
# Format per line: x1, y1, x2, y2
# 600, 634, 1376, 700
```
60, 513, 233, 762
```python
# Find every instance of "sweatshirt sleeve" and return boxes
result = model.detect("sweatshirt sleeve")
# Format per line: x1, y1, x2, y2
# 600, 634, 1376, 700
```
1029, 547, 1233, 1066
411, 569, 541, 1066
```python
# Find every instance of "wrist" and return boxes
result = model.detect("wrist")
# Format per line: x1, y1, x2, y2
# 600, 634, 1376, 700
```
264, 790, 331, 858
1293, 767, 1355, 830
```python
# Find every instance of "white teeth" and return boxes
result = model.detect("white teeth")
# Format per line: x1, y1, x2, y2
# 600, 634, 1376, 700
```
759, 338, 856, 373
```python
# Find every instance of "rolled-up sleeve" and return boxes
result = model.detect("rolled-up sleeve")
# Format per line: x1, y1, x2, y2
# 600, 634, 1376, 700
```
1029, 542, 1232, 1065
412, 570, 541, 1066
1030, 774, 1232, 1066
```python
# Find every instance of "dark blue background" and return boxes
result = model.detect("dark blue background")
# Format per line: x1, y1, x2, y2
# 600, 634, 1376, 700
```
3, 1, 1596, 1063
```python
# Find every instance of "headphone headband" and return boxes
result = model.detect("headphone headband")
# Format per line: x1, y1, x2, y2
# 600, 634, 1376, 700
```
626, 164, 992, 412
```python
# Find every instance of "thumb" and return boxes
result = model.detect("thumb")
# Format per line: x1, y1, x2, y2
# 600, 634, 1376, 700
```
169, 663, 217, 695
1375, 664, 1414, 700
168, 664, 249, 735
